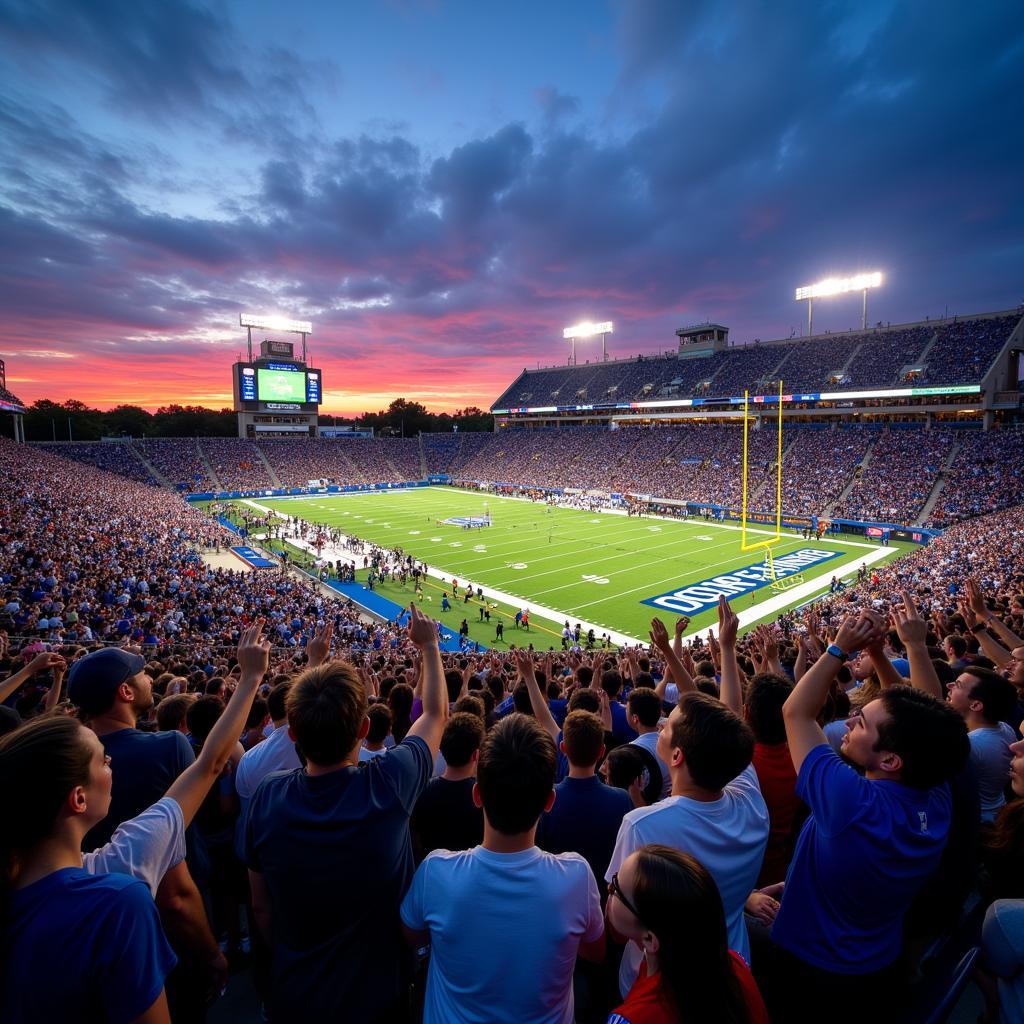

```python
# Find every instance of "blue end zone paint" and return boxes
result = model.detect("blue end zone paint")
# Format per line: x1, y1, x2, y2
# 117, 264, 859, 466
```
321, 580, 486, 653
230, 546, 276, 569
642, 548, 843, 615
442, 516, 491, 528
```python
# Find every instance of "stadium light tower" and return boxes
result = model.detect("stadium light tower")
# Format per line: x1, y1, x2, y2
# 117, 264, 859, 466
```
794, 272, 882, 335
563, 320, 614, 364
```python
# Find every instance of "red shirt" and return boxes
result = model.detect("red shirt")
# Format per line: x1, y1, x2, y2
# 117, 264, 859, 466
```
752, 740, 802, 886
608, 953, 770, 1024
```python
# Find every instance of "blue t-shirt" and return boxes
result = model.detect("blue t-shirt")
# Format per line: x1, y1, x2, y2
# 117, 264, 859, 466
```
537, 775, 634, 887
772, 743, 951, 973
0, 868, 176, 1024
244, 735, 432, 1022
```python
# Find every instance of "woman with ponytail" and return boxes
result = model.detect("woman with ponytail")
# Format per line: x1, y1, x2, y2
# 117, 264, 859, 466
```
605, 844, 769, 1024
0, 620, 270, 1023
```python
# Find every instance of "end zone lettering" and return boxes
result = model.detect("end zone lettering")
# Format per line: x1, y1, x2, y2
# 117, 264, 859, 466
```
643, 548, 841, 615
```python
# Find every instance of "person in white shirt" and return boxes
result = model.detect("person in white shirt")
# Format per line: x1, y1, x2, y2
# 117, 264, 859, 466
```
401, 710, 605, 1024
608, 617, 769, 997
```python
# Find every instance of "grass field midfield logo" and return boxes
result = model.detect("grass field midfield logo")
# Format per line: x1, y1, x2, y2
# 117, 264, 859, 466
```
642, 548, 842, 614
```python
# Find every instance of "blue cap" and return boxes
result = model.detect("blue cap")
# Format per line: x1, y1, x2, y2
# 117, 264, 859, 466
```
68, 648, 146, 714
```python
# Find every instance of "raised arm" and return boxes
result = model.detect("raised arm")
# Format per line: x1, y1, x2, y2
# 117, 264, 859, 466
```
0, 650, 66, 705
165, 619, 270, 826
649, 618, 696, 696
967, 578, 1024, 652
890, 592, 943, 698
783, 612, 882, 773
406, 603, 448, 758
671, 616, 690, 661
514, 648, 559, 741
716, 596, 743, 715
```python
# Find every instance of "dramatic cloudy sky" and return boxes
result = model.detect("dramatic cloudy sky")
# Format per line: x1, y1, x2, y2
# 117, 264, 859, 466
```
1, 0, 1022, 413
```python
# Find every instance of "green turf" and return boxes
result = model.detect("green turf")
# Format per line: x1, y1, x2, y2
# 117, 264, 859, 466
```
240, 487, 908, 640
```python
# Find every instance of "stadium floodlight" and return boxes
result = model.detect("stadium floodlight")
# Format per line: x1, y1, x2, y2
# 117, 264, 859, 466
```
563, 321, 614, 364
794, 272, 882, 334
239, 313, 313, 335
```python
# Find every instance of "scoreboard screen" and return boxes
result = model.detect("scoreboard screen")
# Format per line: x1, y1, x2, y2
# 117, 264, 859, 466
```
257, 368, 306, 402
234, 362, 322, 408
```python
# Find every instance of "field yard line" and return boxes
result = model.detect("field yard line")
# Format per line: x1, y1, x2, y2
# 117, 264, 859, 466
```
682, 546, 894, 641
518, 531, 746, 590
566, 536, 821, 612
284, 524, 645, 646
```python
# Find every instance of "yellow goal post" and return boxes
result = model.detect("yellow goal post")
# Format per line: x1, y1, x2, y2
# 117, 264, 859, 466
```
739, 380, 785, 554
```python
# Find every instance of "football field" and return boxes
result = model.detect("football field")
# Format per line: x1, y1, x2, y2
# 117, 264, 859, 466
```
249, 487, 908, 642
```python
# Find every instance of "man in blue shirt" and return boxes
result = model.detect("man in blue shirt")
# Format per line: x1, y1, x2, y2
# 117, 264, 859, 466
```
537, 709, 633, 888
757, 594, 970, 1023
245, 603, 448, 1023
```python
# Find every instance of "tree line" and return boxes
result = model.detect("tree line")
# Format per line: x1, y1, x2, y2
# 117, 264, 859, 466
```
9, 398, 494, 442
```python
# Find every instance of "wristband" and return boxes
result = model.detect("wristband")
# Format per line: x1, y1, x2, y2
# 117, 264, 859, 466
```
825, 643, 848, 663
970, 623, 987, 635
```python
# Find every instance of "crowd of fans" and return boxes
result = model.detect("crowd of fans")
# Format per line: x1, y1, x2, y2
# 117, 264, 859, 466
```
36, 420, 1024, 528
1, 423, 1022, 1020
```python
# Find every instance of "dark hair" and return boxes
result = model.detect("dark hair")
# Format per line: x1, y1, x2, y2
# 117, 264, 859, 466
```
204, 676, 226, 698
984, 798, 1024, 901
875, 686, 969, 789
695, 660, 716, 679
440, 712, 485, 768
962, 668, 1019, 725
946, 635, 967, 658
600, 670, 623, 699
670, 693, 754, 792
186, 695, 224, 746
630, 845, 751, 1024
288, 662, 367, 766
444, 670, 463, 704
452, 695, 485, 720
575, 665, 593, 687
627, 687, 662, 728
511, 683, 533, 715
267, 681, 291, 722
155, 693, 193, 733
931, 660, 957, 690
476, 714, 555, 835
604, 744, 647, 791
246, 698, 268, 731
365, 703, 392, 744
745, 673, 792, 746
0, 717, 92, 901
568, 689, 600, 714
387, 682, 414, 742
562, 710, 605, 767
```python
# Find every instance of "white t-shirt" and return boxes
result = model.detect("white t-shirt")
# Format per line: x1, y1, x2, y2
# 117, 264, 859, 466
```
82, 796, 185, 896
235, 723, 301, 800
400, 846, 603, 1024
606, 763, 769, 995
969, 723, 1017, 822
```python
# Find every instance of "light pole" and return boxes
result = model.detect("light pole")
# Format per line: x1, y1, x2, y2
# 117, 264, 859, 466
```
795, 272, 883, 336
563, 320, 614, 365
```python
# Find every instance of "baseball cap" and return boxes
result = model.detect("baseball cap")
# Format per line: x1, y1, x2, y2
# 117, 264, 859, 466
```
68, 648, 146, 714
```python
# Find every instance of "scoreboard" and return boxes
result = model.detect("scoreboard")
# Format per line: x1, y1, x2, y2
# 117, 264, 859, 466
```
233, 361, 322, 411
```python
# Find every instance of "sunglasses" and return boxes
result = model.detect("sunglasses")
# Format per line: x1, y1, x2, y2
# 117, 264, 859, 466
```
608, 872, 642, 920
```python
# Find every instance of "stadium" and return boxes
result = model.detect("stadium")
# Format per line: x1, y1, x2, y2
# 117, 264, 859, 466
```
3, 4, 1024, 1024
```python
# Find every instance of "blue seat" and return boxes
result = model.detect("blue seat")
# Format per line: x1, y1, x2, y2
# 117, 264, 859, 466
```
921, 945, 980, 1024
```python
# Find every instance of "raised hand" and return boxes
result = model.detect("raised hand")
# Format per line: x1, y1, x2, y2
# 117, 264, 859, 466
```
966, 578, 988, 620
595, 687, 613, 732
717, 595, 739, 650
834, 611, 883, 655
237, 618, 271, 681
649, 618, 671, 652
406, 602, 439, 649
27, 651, 67, 676
890, 591, 928, 647
306, 619, 334, 668
512, 646, 536, 679
674, 616, 691, 637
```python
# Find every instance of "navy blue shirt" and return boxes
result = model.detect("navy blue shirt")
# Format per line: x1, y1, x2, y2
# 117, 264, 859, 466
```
0, 868, 176, 1024
244, 735, 432, 1023
536, 774, 634, 887
84, 728, 195, 852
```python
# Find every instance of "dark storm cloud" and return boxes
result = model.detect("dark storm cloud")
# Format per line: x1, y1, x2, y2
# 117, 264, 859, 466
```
0, 0, 1022, 411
